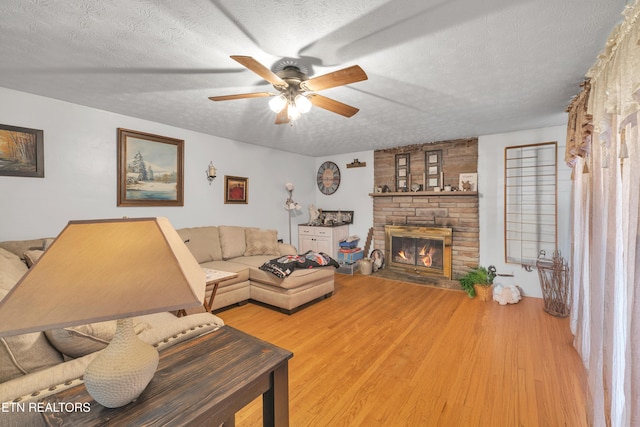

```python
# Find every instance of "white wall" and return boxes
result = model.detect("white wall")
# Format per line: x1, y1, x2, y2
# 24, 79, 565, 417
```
1, 87, 571, 299
313, 151, 375, 250
478, 125, 571, 297
0, 88, 315, 243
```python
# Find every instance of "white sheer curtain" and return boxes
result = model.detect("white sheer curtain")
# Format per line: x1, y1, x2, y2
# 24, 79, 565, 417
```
568, 2, 640, 425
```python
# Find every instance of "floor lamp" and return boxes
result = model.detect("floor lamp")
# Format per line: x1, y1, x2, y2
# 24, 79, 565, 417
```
284, 183, 302, 244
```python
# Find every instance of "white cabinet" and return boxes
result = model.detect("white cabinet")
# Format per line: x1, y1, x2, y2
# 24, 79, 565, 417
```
298, 225, 349, 259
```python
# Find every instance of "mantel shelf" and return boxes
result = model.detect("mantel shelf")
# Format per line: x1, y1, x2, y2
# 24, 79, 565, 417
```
369, 191, 478, 197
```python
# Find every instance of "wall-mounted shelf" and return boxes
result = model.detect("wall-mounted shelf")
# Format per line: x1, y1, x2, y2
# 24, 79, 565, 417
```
369, 191, 478, 197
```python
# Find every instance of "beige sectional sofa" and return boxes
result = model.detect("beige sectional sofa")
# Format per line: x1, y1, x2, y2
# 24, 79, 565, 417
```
176, 225, 336, 314
0, 241, 224, 424
0, 224, 334, 421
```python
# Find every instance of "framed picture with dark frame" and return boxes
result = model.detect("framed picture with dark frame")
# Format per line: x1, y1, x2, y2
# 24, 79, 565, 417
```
425, 149, 442, 190
0, 124, 44, 178
224, 175, 248, 204
117, 128, 184, 207
395, 153, 410, 191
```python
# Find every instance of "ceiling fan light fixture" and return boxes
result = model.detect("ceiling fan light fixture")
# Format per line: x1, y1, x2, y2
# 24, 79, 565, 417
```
209, 56, 368, 125
269, 94, 287, 113
288, 104, 301, 121
294, 94, 312, 114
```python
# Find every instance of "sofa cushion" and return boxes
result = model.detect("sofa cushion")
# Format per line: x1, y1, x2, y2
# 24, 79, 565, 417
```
244, 228, 280, 256
0, 238, 52, 260
23, 249, 44, 268
278, 243, 297, 256
0, 247, 28, 292
219, 226, 252, 259
250, 264, 336, 289
0, 332, 65, 383
0, 250, 65, 383
177, 226, 223, 263
44, 319, 152, 359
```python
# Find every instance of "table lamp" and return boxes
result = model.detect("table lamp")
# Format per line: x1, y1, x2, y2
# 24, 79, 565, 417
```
0, 217, 205, 408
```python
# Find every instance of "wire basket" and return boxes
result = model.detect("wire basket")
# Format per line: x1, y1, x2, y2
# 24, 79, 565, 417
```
536, 251, 571, 317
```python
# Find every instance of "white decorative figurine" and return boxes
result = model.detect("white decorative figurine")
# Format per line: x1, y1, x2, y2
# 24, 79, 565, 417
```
309, 204, 319, 224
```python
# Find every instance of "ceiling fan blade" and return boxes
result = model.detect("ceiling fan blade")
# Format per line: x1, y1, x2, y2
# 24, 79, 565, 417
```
208, 92, 273, 101
308, 94, 360, 118
300, 65, 367, 92
230, 56, 288, 88
275, 105, 290, 125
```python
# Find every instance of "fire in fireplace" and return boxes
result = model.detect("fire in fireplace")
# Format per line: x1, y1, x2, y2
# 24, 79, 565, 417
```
385, 225, 452, 279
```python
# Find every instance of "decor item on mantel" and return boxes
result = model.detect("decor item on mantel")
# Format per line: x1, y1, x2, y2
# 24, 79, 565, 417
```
459, 173, 478, 192
458, 265, 497, 300
0, 217, 205, 408
284, 183, 302, 244
346, 159, 366, 168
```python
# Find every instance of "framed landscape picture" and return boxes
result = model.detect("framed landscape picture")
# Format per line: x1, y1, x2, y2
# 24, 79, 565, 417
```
117, 128, 184, 207
0, 124, 44, 177
224, 175, 248, 204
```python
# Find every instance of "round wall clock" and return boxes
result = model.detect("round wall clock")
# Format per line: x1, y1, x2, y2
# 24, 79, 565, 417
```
317, 161, 341, 195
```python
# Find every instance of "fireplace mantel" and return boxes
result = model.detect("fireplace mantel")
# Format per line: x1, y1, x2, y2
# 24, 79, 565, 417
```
369, 191, 478, 197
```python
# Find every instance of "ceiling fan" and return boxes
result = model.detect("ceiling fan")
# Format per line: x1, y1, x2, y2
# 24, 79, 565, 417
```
208, 56, 368, 124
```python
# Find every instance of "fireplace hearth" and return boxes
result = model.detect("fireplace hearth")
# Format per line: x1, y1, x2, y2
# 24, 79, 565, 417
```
385, 225, 452, 279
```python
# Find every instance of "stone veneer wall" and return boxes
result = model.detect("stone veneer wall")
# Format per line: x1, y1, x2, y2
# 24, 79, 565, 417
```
372, 138, 480, 281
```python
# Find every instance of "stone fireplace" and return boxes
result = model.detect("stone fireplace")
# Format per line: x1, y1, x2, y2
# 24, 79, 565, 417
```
372, 138, 480, 287
385, 225, 452, 279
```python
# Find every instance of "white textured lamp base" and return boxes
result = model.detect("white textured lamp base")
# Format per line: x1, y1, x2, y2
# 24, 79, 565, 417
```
84, 318, 159, 408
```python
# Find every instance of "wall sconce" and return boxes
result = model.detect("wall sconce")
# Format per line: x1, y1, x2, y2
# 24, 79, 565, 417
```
206, 162, 217, 185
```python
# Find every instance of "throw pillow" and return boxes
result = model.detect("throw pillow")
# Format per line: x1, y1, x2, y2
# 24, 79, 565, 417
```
219, 226, 251, 259
23, 250, 44, 268
0, 332, 64, 383
45, 320, 151, 359
42, 238, 55, 250
244, 229, 279, 256
177, 227, 222, 263
0, 281, 64, 383
0, 247, 28, 293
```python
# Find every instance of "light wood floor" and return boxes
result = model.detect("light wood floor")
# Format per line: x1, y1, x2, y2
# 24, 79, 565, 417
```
219, 273, 588, 426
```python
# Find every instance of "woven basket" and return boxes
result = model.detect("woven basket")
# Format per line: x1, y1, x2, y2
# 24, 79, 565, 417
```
474, 284, 493, 302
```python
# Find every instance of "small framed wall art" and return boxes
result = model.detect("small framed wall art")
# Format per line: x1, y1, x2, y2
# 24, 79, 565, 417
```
425, 150, 442, 190
0, 124, 44, 178
395, 153, 410, 191
459, 172, 478, 191
224, 175, 248, 204
117, 128, 184, 207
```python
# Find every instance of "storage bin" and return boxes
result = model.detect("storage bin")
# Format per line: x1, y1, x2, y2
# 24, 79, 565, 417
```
337, 249, 363, 264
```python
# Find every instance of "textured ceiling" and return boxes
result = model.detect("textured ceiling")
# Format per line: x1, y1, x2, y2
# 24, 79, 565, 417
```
0, 0, 628, 156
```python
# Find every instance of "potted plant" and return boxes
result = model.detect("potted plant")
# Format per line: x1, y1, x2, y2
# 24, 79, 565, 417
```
458, 265, 497, 301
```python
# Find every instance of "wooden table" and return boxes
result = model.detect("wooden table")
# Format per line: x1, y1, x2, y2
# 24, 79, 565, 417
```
202, 268, 239, 312
40, 326, 293, 426
177, 269, 239, 316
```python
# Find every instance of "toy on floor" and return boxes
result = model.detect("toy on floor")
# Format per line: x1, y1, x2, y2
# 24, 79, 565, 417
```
492, 283, 522, 305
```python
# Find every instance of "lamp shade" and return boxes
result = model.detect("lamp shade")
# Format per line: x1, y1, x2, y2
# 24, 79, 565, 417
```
0, 217, 205, 337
